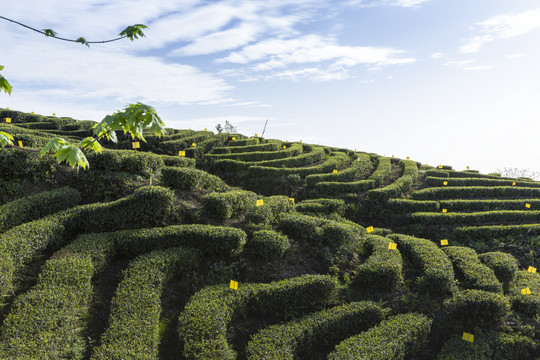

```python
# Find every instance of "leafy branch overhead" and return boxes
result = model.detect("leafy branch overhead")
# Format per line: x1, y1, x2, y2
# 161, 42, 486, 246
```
0, 65, 13, 95
0, 16, 146, 46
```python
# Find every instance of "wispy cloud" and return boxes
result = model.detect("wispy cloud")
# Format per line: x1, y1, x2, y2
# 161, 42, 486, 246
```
346, 0, 431, 8
461, 7, 540, 53
444, 60, 494, 71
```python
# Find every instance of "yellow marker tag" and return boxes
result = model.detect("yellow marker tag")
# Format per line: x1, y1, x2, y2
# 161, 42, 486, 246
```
31, 112, 34, 114
528, 266, 537, 273
289, 198, 295, 204
466, 166, 469, 169
6, 108, 8, 110
255, 134, 258, 137
230, 280, 238, 290
521, 287, 531, 295
441, 239, 448, 246
392, 155, 394, 158
406, 156, 410, 160
438, 165, 443, 169
366, 226, 374, 233
204, 128, 207, 131
5, 117, 11, 123
18, 141, 23, 147
256, 199, 264, 206
178, 151, 186, 157
299, 140, 302, 143
512, 182, 516, 186
132, 142, 140, 149
443, 181, 448, 186
526, 203, 531, 209
442, 209, 447, 213
283, 145, 286, 149
192, 143, 196, 147
52, 113, 56, 116
333, 169, 338, 174
462, 333, 474, 343
388, 242, 397, 250
232, 137, 236, 141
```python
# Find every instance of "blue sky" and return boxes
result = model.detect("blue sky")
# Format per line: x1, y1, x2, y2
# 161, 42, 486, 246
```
2, 0, 540, 174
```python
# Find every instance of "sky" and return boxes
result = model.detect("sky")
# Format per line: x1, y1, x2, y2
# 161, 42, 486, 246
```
1, 0, 540, 175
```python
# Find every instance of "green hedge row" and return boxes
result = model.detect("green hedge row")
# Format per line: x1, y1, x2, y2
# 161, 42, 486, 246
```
368, 160, 419, 202
178, 274, 340, 360
248, 230, 290, 260
202, 189, 258, 221
328, 313, 432, 360
160, 154, 196, 167
278, 213, 365, 247
305, 154, 371, 187
211, 158, 252, 173
312, 178, 376, 196
158, 132, 213, 155
245, 301, 386, 360
352, 235, 404, 292
478, 252, 518, 288
453, 224, 540, 242
0, 256, 94, 359
212, 142, 281, 154
425, 169, 449, 178
388, 234, 454, 294
247, 153, 346, 178
0, 186, 175, 298
161, 166, 230, 192
182, 133, 229, 158
436, 199, 540, 212
255, 146, 326, 168
91, 247, 198, 360
86, 150, 168, 178
229, 137, 259, 146
426, 176, 540, 188
295, 198, 347, 217
0, 148, 57, 182
442, 289, 510, 330
207, 143, 301, 162
0, 187, 81, 233
508, 271, 540, 315
411, 186, 540, 200
387, 199, 439, 213
410, 210, 540, 226
244, 195, 294, 225
437, 330, 539, 360
369, 157, 392, 186
442, 246, 502, 293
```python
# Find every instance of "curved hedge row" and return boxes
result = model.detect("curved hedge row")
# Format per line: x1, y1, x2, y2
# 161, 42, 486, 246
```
229, 137, 259, 146
0, 187, 81, 233
86, 150, 168, 178
91, 247, 198, 359
368, 160, 419, 202
328, 313, 432, 360
478, 252, 518, 288
212, 141, 280, 154
159, 132, 213, 155
411, 186, 540, 200
248, 153, 347, 178
207, 143, 301, 162
254, 146, 326, 168
388, 234, 454, 294
442, 246, 502, 293
453, 223, 540, 242
245, 301, 386, 360
202, 190, 258, 221
305, 154, 371, 187
161, 166, 230, 192
369, 157, 392, 186
248, 230, 290, 260
244, 195, 294, 225
0, 186, 175, 298
410, 210, 540, 226
387, 199, 439, 213
178, 274, 340, 360
508, 270, 540, 315
352, 235, 404, 292
426, 176, 540, 188
295, 198, 347, 217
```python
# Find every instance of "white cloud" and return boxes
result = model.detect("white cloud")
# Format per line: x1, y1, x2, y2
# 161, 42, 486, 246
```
461, 8, 540, 53
431, 52, 444, 59
462, 65, 495, 71
506, 53, 527, 59
346, 0, 431, 7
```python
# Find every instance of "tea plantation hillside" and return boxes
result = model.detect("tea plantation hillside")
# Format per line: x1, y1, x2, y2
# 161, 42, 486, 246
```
0, 108, 539, 359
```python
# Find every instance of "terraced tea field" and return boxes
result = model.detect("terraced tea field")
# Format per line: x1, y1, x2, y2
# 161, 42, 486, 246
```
0, 108, 539, 359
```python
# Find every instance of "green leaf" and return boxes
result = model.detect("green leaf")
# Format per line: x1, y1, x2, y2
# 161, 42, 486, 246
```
0, 131, 14, 147
76, 37, 89, 47
0, 75, 12, 95
119, 24, 147, 41
40, 137, 68, 157
43, 29, 57, 37
80, 137, 103, 153
55, 145, 89, 170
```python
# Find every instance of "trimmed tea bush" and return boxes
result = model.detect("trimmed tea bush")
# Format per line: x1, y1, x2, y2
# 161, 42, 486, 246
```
202, 190, 258, 221
0, 187, 81, 233
245, 301, 386, 360
412, 186, 540, 200
442, 246, 502, 293
295, 198, 347, 217
508, 271, 540, 315
368, 160, 419, 202
387, 199, 439, 213
478, 252, 518, 288
454, 223, 540, 242
86, 150, 165, 178
244, 195, 294, 224
161, 166, 230, 192
328, 313, 432, 360
305, 154, 371, 186
249, 230, 290, 260
410, 210, 540, 226
425, 176, 540, 188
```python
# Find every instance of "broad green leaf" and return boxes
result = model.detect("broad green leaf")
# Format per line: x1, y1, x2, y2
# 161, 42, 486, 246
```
43, 29, 57, 37
55, 145, 89, 170
0, 131, 14, 147
40, 137, 68, 157
80, 137, 103, 153
119, 24, 147, 41
0, 65, 13, 95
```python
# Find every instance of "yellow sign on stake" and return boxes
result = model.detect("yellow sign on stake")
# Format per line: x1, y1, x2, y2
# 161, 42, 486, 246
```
204, 128, 207, 131
5, 117, 11, 123
438, 165, 443, 169
512, 182, 516, 186
392, 155, 394, 158
230, 280, 238, 290
192, 143, 197, 147
255, 134, 258, 137
443, 181, 448, 186
31, 112, 34, 114
441, 239, 449, 246
132, 142, 140, 149
388, 242, 397, 250
289, 198, 295, 204
406, 156, 410, 160
232, 137, 236, 141
462, 333, 474, 343
521, 287, 531, 295
333, 169, 338, 174
18, 141, 23, 147
442, 209, 448, 213
526, 203, 531, 209
366, 226, 374, 233
256, 199, 264, 206
178, 151, 186, 157
283, 145, 286, 149
528, 266, 537, 273
466, 166, 470, 170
